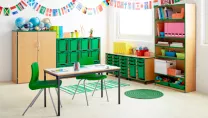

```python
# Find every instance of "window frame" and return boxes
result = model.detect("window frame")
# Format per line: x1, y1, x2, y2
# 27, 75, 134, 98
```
115, 9, 154, 42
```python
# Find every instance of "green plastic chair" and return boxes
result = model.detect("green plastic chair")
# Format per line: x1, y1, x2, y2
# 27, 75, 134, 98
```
72, 57, 109, 106
22, 62, 62, 116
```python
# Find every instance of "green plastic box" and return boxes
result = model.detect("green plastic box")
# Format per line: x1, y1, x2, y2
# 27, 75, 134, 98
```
80, 38, 89, 50
80, 50, 90, 58
156, 81, 169, 86
57, 39, 67, 52
90, 38, 100, 49
129, 64, 136, 78
94, 60, 100, 64
91, 49, 100, 60
169, 83, 185, 90
57, 52, 67, 64
68, 51, 79, 63
138, 65, 145, 79
69, 38, 79, 51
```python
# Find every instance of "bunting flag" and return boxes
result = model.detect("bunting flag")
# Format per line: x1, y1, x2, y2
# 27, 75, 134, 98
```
0, 7, 2, 15
10, 6, 18, 15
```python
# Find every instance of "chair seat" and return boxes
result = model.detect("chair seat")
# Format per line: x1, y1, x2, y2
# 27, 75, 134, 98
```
29, 80, 62, 90
76, 74, 107, 80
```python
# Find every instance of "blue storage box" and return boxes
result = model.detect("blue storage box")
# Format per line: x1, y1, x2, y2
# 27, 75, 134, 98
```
165, 52, 176, 57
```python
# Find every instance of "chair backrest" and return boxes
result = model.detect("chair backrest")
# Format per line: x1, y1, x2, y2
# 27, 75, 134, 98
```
29, 62, 39, 89
79, 57, 94, 65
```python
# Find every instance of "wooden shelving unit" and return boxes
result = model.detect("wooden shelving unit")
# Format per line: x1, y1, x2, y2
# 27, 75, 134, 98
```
154, 4, 196, 92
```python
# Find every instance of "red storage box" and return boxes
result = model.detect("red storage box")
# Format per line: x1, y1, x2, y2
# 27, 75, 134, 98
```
136, 50, 148, 56
167, 68, 181, 76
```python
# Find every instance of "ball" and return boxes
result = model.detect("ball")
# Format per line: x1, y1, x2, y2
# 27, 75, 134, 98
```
15, 17, 26, 29
29, 17, 40, 27
42, 18, 51, 24
45, 23, 51, 29
39, 22, 45, 30
35, 26, 40, 31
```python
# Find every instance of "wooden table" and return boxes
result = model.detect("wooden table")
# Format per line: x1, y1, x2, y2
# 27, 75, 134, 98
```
44, 64, 121, 116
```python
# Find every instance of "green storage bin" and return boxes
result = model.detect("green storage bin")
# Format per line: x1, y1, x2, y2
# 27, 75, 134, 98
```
137, 58, 144, 63
129, 60, 136, 65
114, 61, 119, 66
57, 39, 67, 52
68, 51, 79, 63
169, 83, 185, 90
129, 64, 136, 78
80, 38, 89, 50
107, 54, 113, 58
107, 62, 113, 65
91, 49, 100, 60
57, 64, 67, 68
69, 38, 79, 51
114, 71, 119, 76
121, 72, 128, 78
138, 65, 145, 79
120, 56, 127, 60
114, 55, 119, 59
107, 58, 113, 62
57, 52, 67, 64
156, 81, 169, 86
68, 63, 74, 67
90, 38, 100, 49
94, 60, 100, 64
80, 50, 90, 58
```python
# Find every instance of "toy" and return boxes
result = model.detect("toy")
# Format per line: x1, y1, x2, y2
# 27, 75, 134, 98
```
29, 17, 40, 27
15, 17, 26, 29
34, 26, 40, 31
28, 22, 33, 30
42, 18, 51, 24
45, 23, 51, 30
156, 76, 162, 82
174, 78, 183, 85
39, 22, 45, 30
162, 77, 169, 82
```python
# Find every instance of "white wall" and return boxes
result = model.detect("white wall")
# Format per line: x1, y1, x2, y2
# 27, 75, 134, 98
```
0, 0, 108, 81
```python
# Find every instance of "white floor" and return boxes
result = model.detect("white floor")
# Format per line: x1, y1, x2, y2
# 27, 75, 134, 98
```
0, 76, 208, 118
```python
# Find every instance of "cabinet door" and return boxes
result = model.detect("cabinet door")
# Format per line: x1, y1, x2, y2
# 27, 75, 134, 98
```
38, 32, 56, 80
18, 32, 38, 83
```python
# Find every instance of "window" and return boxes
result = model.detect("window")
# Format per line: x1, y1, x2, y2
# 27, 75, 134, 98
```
116, 8, 153, 40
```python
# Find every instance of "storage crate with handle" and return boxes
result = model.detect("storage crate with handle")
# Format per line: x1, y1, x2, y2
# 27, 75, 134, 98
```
154, 59, 176, 75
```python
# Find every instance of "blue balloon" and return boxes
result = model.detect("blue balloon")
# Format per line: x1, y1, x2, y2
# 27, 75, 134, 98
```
39, 22, 45, 29
29, 17, 40, 27
28, 22, 33, 28
15, 17, 26, 29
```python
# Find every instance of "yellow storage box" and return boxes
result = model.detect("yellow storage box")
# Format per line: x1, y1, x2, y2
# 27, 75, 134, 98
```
113, 42, 132, 54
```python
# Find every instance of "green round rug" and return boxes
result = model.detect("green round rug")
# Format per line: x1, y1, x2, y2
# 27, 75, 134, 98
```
125, 89, 164, 99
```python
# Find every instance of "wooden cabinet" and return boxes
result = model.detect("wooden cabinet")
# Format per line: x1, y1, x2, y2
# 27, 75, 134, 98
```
12, 31, 56, 84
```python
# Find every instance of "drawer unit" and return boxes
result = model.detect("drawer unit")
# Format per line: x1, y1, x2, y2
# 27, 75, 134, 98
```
91, 49, 100, 60
80, 50, 90, 58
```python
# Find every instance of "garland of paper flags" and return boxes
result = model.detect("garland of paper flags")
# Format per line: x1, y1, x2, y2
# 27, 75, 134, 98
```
0, 0, 27, 16
0, 0, 183, 16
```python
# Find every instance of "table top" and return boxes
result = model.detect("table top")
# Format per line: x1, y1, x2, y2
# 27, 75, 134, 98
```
44, 64, 120, 77
106, 53, 155, 59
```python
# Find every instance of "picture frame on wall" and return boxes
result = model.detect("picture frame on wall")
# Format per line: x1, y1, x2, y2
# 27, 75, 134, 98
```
154, 0, 185, 6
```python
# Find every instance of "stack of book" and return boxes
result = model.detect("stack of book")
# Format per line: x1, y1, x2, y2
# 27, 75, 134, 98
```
170, 42, 183, 47
157, 7, 173, 19
157, 41, 169, 46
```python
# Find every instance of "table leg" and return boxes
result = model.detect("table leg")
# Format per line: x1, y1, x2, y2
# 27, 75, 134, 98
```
118, 70, 120, 104
101, 79, 103, 98
44, 71, 46, 107
57, 76, 61, 116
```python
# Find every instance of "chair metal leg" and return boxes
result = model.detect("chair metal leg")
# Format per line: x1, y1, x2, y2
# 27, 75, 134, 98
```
48, 88, 58, 116
92, 80, 100, 96
55, 88, 63, 108
83, 79, 89, 106
104, 80, 109, 102
22, 89, 43, 116
72, 79, 82, 100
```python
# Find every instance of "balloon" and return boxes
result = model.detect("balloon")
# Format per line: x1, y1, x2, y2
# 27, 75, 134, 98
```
35, 26, 40, 31
42, 18, 51, 24
45, 23, 51, 29
29, 17, 40, 27
15, 17, 26, 29
39, 22, 45, 30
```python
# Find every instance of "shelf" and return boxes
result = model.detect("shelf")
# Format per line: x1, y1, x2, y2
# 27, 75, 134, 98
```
156, 55, 185, 60
154, 4, 185, 8
155, 44, 184, 49
155, 36, 185, 40
155, 19, 185, 22
155, 84, 185, 92
155, 73, 185, 79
